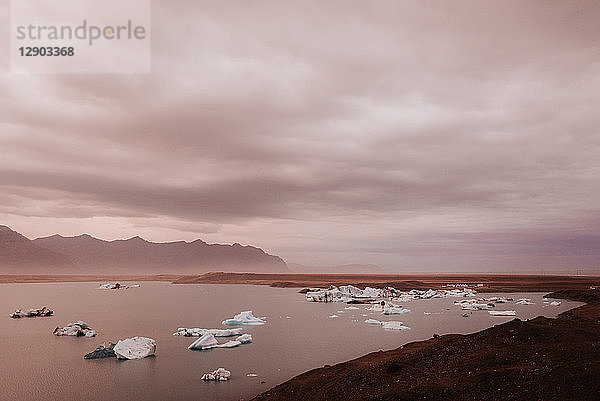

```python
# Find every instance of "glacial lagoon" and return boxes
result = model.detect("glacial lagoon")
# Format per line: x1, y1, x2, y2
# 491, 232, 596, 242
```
0, 282, 580, 401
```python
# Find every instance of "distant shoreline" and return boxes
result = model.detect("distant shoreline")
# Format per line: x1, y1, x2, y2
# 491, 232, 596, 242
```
1, 272, 598, 293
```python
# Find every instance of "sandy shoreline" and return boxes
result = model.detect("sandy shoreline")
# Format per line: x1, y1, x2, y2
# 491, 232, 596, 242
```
3, 272, 597, 293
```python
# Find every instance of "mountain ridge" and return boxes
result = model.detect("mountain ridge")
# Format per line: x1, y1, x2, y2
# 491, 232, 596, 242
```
0, 225, 288, 274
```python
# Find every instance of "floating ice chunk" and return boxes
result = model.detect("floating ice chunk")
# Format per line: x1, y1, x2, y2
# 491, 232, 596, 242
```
173, 328, 243, 337
53, 321, 96, 337
383, 306, 411, 315
516, 299, 534, 305
189, 333, 252, 350
345, 306, 360, 310
236, 334, 252, 344
10, 306, 53, 318
339, 285, 363, 297
489, 310, 516, 316
382, 321, 410, 330
362, 287, 383, 298
328, 314, 339, 318
189, 333, 219, 350
96, 282, 137, 290
550, 301, 561, 306
217, 340, 242, 348
114, 337, 156, 359
97, 283, 116, 289
222, 311, 265, 326
246, 373, 258, 377
202, 368, 231, 381
364, 319, 383, 325
84, 342, 116, 359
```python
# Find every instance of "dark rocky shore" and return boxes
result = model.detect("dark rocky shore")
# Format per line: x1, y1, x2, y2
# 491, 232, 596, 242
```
254, 289, 600, 401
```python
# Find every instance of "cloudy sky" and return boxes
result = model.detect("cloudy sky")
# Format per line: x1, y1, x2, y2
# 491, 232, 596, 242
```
1, 1, 599, 272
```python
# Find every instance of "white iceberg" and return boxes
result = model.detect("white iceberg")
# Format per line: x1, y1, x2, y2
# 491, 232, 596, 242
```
173, 328, 243, 337
382, 321, 411, 330
365, 319, 383, 325
383, 306, 411, 315
516, 298, 534, 305
218, 340, 242, 348
222, 311, 265, 326
345, 306, 360, 310
328, 314, 339, 318
53, 321, 96, 337
189, 333, 252, 350
236, 334, 252, 344
550, 301, 561, 306
188, 333, 220, 350
202, 368, 231, 381
114, 337, 156, 360
489, 310, 516, 316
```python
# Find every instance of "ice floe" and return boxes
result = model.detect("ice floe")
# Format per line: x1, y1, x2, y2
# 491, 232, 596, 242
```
84, 342, 116, 359
173, 328, 243, 337
202, 368, 231, 381
222, 311, 265, 326
10, 306, 53, 318
489, 310, 516, 316
96, 283, 139, 290
382, 321, 411, 330
550, 301, 561, 306
364, 319, 410, 330
188, 333, 252, 350
382, 306, 411, 315
114, 337, 156, 360
306, 285, 477, 303
53, 321, 96, 337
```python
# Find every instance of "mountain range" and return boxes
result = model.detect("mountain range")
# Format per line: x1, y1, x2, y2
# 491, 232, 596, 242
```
0, 225, 288, 274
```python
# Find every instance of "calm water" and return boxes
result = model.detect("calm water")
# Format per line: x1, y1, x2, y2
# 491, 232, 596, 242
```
0, 283, 580, 401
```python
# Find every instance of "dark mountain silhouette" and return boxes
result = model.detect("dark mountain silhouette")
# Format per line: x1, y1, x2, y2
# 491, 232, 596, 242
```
0, 225, 288, 273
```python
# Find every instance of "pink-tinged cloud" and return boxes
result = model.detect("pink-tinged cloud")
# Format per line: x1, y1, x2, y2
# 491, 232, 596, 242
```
0, 1, 599, 272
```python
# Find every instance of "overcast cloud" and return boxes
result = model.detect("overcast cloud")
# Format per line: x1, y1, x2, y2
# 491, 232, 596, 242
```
1, 0, 599, 272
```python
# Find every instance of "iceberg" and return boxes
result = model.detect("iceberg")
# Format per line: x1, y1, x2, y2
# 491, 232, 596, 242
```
382, 306, 411, 315
489, 310, 516, 316
188, 333, 220, 350
364, 319, 383, 325
96, 282, 138, 290
222, 311, 265, 326
382, 321, 411, 330
516, 298, 534, 305
236, 333, 252, 344
84, 342, 116, 359
10, 306, 53, 318
345, 306, 360, 310
188, 333, 252, 350
328, 314, 339, 318
550, 301, 561, 306
53, 321, 96, 337
218, 340, 242, 348
173, 328, 243, 337
202, 368, 231, 381
113, 337, 156, 359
